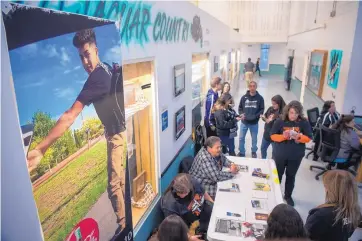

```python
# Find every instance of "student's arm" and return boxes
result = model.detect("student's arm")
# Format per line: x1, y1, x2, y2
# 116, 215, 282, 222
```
27, 101, 84, 172
204, 192, 214, 203
349, 131, 361, 150
270, 119, 287, 142
295, 120, 312, 143
238, 97, 244, 115
203, 159, 234, 183
255, 96, 265, 117
221, 154, 233, 168
205, 93, 215, 126
215, 111, 236, 129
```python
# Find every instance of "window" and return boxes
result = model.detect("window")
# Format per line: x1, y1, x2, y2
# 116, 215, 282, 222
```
260, 44, 270, 71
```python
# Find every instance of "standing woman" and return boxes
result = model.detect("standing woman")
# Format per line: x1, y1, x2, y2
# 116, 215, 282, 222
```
260, 95, 286, 159
305, 170, 361, 241
213, 97, 241, 156
270, 101, 312, 206
313, 100, 340, 161
221, 82, 231, 95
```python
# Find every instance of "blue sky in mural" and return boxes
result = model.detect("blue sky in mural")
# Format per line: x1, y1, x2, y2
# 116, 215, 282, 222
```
9, 24, 121, 130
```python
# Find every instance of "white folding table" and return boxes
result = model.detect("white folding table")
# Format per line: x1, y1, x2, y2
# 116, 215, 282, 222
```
207, 157, 284, 241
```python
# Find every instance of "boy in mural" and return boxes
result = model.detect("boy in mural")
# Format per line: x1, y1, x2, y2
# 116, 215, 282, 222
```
26, 29, 127, 234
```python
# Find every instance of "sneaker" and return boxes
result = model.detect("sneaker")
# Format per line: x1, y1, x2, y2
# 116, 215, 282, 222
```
285, 196, 295, 206
237, 153, 245, 157
252, 152, 257, 158
229, 151, 236, 156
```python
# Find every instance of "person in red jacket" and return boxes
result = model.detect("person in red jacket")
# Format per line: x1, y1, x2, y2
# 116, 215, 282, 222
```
270, 100, 312, 206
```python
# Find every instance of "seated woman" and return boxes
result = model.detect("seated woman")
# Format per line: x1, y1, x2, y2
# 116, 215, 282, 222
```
313, 100, 340, 161
155, 215, 204, 241
265, 203, 307, 239
305, 170, 361, 241
350, 164, 362, 241
161, 173, 213, 240
332, 115, 361, 167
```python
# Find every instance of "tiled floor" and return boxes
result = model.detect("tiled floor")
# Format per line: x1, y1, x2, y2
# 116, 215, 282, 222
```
232, 75, 325, 222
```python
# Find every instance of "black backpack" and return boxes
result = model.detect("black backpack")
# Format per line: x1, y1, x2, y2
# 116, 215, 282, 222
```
194, 124, 205, 155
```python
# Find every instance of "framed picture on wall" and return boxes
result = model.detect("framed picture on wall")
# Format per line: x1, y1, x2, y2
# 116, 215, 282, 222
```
327, 49, 343, 90
306, 50, 328, 97
174, 64, 185, 97
214, 56, 219, 72
175, 106, 186, 140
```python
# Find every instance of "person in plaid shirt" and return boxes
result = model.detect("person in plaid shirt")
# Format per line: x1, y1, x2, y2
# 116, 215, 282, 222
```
189, 136, 239, 199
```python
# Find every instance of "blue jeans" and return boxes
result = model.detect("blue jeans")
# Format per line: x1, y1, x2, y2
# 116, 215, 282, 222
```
239, 122, 259, 155
261, 138, 271, 159
219, 136, 235, 154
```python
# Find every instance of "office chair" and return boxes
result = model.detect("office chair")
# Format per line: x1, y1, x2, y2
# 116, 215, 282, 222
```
305, 107, 320, 158
310, 125, 340, 180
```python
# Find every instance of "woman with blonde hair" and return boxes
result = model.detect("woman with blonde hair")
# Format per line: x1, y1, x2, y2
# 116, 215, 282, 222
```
305, 170, 361, 241
350, 164, 362, 241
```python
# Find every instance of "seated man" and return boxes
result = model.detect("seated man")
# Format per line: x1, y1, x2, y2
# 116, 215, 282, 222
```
161, 173, 214, 239
189, 136, 238, 199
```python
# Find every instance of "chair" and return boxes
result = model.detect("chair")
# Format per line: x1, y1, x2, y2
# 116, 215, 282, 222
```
310, 125, 340, 180
305, 107, 320, 158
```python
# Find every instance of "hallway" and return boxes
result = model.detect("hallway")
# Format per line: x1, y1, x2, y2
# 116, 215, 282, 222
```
232, 74, 325, 222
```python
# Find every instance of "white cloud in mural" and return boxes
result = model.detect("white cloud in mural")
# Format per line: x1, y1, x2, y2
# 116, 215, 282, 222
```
103, 45, 122, 65
54, 87, 76, 100
44, 44, 59, 58
60, 47, 70, 65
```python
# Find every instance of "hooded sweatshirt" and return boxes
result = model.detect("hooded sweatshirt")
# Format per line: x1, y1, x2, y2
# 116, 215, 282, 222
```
262, 106, 281, 141
238, 90, 265, 125
214, 109, 238, 136
204, 89, 219, 127
305, 206, 356, 241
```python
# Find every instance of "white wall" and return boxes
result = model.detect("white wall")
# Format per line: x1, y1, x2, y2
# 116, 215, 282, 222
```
121, 1, 241, 173
198, 0, 290, 43
287, 1, 359, 112
240, 43, 287, 65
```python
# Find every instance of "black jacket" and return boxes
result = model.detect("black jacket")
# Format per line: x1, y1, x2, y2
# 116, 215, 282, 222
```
214, 109, 237, 137
238, 91, 265, 125
262, 106, 281, 141
305, 206, 356, 241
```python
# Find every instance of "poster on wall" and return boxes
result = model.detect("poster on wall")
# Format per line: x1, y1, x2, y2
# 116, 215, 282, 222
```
174, 64, 186, 97
327, 49, 343, 90
175, 106, 186, 140
2, 3, 133, 241
306, 50, 328, 97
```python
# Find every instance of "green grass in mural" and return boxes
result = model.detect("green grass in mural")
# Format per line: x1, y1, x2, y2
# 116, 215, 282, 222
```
33, 140, 108, 241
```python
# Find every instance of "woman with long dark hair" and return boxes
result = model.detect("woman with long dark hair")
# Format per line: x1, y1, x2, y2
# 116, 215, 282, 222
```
270, 101, 312, 206
161, 174, 213, 240
157, 215, 203, 241
265, 204, 307, 239
313, 100, 340, 161
221, 82, 231, 95
305, 170, 361, 241
260, 95, 286, 159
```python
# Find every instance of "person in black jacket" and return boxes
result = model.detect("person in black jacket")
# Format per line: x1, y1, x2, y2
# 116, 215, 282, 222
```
161, 174, 214, 239
260, 95, 286, 159
305, 170, 361, 241
270, 101, 312, 206
214, 94, 241, 155
312, 100, 340, 161
238, 81, 265, 158
255, 57, 262, 77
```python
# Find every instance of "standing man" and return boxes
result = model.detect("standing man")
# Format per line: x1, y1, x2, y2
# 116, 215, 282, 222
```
255, 57, 262, 77
244, 58, 255, 87
204, 77, 222, 137
238, 81, 265, 158
26, 29, 127, 235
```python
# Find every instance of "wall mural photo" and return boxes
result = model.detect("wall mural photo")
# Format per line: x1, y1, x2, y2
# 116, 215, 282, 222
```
2, 3, 133, 241
327, 49, 343, 90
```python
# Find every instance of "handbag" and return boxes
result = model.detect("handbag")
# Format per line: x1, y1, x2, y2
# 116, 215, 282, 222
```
229, 127, 237, 138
